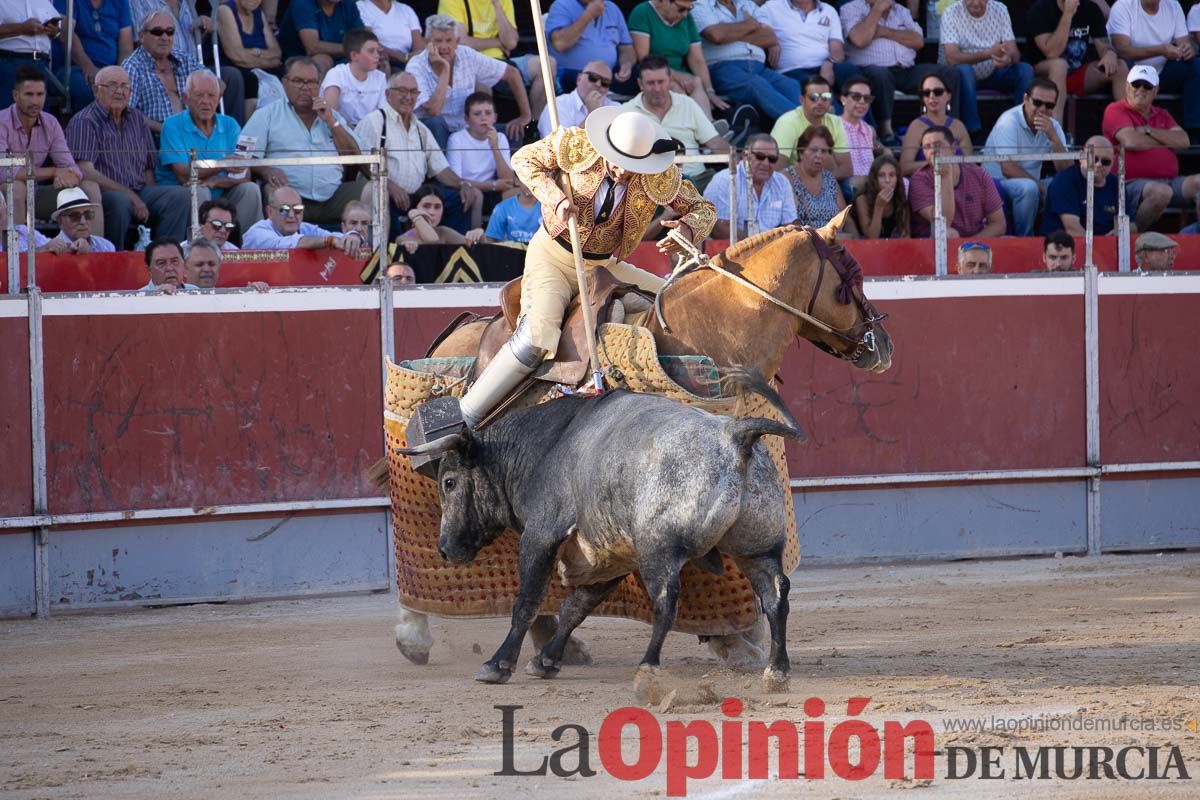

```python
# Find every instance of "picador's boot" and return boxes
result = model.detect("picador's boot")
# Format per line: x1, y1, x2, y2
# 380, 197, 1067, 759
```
405, 318, 547, 477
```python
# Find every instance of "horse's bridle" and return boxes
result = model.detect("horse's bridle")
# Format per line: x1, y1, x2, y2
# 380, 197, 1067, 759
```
655, 227, 887, 364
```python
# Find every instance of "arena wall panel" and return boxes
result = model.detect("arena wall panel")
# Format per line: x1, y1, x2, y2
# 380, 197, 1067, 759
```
0, 306, 32, 520
0, 533, 35, 616
40, 297, 383, 514
48, 510, 389, 609
1099, 477, 1200, 551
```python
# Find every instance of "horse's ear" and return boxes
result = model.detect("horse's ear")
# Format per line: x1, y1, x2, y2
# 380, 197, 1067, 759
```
817, 206, 854, 242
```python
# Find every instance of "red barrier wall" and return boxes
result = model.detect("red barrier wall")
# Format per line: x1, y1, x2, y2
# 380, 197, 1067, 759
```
0, 313, 32, 519
8, 233, 1195, 294
1099, 293, 1200, 464
42, 307, 382, 513
777, 296, 1088, 477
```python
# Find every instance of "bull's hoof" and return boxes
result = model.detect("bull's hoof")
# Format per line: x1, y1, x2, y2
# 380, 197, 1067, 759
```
394, 619, 434, 666
524, 654, 561, 679
762, 667, 790, 694
474, 661, 513, 684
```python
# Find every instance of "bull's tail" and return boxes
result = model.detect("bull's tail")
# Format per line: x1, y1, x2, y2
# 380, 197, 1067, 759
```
720, 365, 806, 441
729, 416, 805, 457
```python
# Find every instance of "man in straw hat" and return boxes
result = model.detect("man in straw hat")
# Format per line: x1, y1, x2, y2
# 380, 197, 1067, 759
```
411, 105, 716, 457
45, 187, 116, 255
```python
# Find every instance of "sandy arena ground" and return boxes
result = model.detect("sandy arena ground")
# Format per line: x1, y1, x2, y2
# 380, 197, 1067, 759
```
2, 552, 1198, 799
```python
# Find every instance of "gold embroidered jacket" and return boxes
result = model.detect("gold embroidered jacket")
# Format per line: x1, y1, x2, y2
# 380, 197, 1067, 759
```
511, 126, 716, 260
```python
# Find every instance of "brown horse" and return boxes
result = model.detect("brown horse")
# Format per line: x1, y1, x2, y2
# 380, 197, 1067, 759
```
392, 207, 893, 665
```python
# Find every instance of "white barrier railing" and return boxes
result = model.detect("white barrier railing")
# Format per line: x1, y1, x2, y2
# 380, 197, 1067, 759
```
3, 157, 36, 296
930, 148, 1124, 277
187, 151, 391, 267
673, 150, 739, 242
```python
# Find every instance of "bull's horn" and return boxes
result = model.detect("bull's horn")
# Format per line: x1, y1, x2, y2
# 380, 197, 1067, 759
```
393, 433, 465, 456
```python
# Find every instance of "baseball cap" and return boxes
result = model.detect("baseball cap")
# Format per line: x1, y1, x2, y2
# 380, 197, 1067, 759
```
1128, 64, 1160, 87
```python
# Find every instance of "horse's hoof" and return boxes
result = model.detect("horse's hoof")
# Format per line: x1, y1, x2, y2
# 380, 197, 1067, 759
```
524, 655, 561, 679
707, 632, 767, 671
762, 667, 790, 694
394, 621, 433, 665
475, 661, 513, 684
559, 635, 592, 666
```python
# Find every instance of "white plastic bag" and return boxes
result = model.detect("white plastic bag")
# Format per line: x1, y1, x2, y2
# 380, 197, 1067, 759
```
253, 69, 285, 109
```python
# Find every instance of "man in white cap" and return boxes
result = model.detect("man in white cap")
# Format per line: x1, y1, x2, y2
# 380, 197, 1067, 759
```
407, 105, 716, 459
1102, 64, 1200, 231
46, 187, 117, 254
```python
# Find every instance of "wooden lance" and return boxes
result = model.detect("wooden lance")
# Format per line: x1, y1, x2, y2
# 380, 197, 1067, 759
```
528, 0, 605, 392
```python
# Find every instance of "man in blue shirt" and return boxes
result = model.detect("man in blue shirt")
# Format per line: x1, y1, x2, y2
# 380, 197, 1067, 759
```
983, 78, 1068, 237
702, 133, 796, 239
243, 185, 366, 255
53, 0, 133, 107
279, 0, 365, 75
481, 180, 541, 243
546, 0, 637, 93
1043, 136, 1119, 237
158, 69, 263, 234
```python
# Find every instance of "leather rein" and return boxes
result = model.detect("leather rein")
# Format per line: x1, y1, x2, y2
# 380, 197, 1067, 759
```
655, 227, 887, 364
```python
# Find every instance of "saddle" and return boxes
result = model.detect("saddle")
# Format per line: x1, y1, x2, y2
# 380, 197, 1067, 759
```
472, 267, 653, 386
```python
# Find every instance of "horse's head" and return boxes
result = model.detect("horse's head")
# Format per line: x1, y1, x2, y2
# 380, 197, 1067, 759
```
805, 208, 893, 374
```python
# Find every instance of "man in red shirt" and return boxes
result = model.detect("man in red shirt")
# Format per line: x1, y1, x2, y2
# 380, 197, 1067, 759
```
1102, 64, 1200, 231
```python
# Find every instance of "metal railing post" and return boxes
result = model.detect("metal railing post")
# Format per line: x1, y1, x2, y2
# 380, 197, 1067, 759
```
24, 170, 35, 290
1084, 145, 1095, 270
4, 169, 17, 294
373, 150, 389, 263
27, 288, 49, 616
728, 148, 738, 245
378, 273, 396, 592
188, 151, 201, 240
932, 151, 947, 276
1117, 146, 1129, 272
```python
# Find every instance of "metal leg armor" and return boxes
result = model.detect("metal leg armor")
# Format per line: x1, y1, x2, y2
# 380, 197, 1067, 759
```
404, 318, 548, 477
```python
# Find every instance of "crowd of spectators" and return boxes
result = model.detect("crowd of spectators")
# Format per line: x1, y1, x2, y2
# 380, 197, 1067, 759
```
3, 0, 1200, 285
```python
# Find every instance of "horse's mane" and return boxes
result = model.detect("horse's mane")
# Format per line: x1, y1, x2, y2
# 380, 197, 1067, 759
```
719, 224, 809, 264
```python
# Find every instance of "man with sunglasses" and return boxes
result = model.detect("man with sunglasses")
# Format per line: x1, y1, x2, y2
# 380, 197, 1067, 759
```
45, 187, 116, 254
956, 241, 992, 274
1102, 63, 1200, 231
122, 9, 198, 134
1043, 135, 1120, 236
198, 198, 240, 250
770, 74, 851, 175
703, 132, 796, 239
538, 60, 618, 137
1108, 0, 1200, 142
982, 77, 1068, 236
243, 185, 366, 257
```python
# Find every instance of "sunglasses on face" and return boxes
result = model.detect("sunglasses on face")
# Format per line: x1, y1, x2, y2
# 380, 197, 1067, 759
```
584, 71, 612, 88
145, 27, 175, 37
1131, 80, 1155, 91
273, 203, 304, 216
1028, 97, 1055, 110
206, 219, 234, 230
845, 91, 873, 103
1097, 157, 1114, 166
750, 151, 779, 164
806, 92, 833, 102
64, 210, 95, 222
922, 87, 948, 98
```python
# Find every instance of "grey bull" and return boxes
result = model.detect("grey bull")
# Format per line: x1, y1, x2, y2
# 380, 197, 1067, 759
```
397, 372, 804, 689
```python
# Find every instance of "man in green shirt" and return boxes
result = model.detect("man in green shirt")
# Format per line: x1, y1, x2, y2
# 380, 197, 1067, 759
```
770, 74, 852, 178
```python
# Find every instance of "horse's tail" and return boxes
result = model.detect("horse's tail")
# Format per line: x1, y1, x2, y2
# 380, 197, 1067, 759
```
720, 365, 806, 441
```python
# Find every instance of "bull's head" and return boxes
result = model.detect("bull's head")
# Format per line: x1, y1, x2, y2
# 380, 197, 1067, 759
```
398, 433, 510, 564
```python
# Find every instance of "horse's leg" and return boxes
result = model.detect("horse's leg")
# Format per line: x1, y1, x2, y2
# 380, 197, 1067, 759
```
395, 605, 434, 665
529, 614, 593, 666
703, 615, 768, 670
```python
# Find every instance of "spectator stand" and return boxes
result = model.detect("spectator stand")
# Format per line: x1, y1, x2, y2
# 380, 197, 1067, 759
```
930, 147, 1127, 276
3, 157, 35, 296
186, 151, 392, 264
